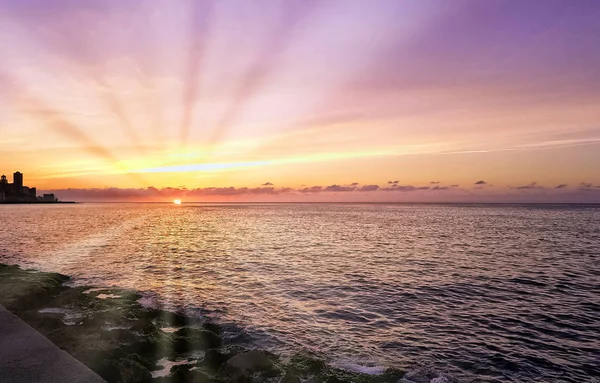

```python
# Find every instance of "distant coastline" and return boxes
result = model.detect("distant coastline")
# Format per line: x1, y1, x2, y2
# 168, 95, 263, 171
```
0, 201, 76, 204
1, 170, 68, 204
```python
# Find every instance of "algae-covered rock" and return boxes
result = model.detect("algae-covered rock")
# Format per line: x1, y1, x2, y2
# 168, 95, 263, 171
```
0, 264, 410, 383
225, 350, 278, 378
0, 264, 69, 310
167, 364, 214, 383
117, 358, 152, 383
282, 370, 302, 383
202, 349, 228, 370
173, 327, 222, 350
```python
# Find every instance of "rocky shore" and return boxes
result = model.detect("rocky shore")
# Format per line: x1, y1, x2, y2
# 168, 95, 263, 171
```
0, 264, 416, 383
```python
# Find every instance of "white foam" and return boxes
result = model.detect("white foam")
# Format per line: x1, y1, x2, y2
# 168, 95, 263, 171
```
102, 325, 132, 331
151, 358, 195, 378
137, 295, 160, 309
334, 361, 386, 375
39, 308, 67, 314
160, 327, 182, 333
96, 293, 121, 299
83, 288, 106, 294
38, 308, 85, 325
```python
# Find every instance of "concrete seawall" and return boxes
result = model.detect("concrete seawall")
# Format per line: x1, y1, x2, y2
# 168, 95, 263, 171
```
0, 305, 105, 383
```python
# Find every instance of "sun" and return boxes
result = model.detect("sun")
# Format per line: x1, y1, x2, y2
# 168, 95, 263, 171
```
173, 199, 182, 205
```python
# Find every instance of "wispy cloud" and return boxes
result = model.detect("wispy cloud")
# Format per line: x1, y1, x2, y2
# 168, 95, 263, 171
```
325, 184, 356, 192
514, 182, 544, 190
359, 184, 379, 191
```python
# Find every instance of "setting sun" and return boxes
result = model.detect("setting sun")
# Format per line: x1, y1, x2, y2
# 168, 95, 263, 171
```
173, 199, 181, 205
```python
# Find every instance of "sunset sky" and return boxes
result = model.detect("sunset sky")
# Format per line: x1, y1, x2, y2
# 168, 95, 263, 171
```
1, 0, 599, 202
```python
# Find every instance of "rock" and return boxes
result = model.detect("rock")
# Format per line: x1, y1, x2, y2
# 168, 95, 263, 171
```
203, 349, 228, 370
202, 322, 221, 335
129, 316, 155, 334
170, 328, 222, 354
282, 370, 302, 383
225, 350, 276, 377
117, 358, 152, 383
166, 364, 214, 383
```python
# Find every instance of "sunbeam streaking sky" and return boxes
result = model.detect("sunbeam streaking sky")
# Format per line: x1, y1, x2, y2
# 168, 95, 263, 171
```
1, 0, 599, 202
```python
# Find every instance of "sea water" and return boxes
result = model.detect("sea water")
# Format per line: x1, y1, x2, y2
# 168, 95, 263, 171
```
1, 203, 598, 382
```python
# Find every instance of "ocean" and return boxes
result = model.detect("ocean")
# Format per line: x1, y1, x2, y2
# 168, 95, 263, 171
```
1, 203, 599, 382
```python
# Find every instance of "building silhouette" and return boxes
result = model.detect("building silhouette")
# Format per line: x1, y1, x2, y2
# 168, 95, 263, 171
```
0, 174, 7, 201
13, 171, 23, 195
0, 171, 49, 202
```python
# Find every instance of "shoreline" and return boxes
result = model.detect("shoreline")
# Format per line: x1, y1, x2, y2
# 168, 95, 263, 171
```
0, 263, 435, 383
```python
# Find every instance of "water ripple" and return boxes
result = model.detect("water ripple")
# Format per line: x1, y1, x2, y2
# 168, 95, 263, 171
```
1, 203, 599, 381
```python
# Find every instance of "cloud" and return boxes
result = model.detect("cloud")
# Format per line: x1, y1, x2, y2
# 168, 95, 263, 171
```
381, 185, 419, 192
325, 184, 357, 192
359, 184, 379, 191
41, 178, 600, 202
430, 181, 440, 184
387, 180, 399, 184
262, 182, 274, 186
474, 180, 486, 185
381, 184, 452, 192
298, 186, 323, 193
515, 182, 544, 190
196, 187, 287, 196
350, 182, 359, 186
578, 182, 600, 191
43, 186, 296, 201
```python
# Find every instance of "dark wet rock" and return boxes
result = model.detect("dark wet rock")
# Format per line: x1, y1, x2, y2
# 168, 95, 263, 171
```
282, 370, 302, 383
123, 336, 166, 360
103, 328, 141, 345
163, 364, 215, 383
130, 315, 155, 334
174, 327, 222, 350
224, 350, 278, 378
201, 322, 221, 335
0, 265, 69, 310
287, 353, 328, 375
202, 349, 228, 370
117, 358, 152, 383
33, 311, 66, 328
152, 312, 195, 327
50, 287, 94, 307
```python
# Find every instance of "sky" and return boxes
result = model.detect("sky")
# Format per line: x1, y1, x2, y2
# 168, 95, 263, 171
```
1, 0, 599, 202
